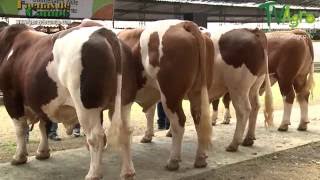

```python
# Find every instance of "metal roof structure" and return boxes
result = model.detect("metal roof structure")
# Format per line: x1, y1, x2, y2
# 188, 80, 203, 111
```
114, 0, 320, 23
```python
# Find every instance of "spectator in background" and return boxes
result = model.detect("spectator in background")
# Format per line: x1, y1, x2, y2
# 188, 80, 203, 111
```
157, 102, 170, 130
72, 123, 81, 137
46, 121, 61, 141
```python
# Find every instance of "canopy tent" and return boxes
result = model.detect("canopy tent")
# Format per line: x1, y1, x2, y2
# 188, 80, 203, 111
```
114, 0, 320, 23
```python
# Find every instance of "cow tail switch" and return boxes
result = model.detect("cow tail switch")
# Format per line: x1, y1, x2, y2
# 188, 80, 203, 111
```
263, 49, 274, 128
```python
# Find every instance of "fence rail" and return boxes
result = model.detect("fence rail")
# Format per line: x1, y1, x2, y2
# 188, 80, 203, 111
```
315, 62, 320, 73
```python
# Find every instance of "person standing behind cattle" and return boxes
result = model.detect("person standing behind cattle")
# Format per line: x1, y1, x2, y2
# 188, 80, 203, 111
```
157, 102, 170, 130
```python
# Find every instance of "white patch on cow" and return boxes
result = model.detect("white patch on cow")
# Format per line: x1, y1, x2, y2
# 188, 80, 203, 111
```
41, 26, 102, 117
6, 49, 13, 61
140, 20, 184, 78
281, 99, 293, 125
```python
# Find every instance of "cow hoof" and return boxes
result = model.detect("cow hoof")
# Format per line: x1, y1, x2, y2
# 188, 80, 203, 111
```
226, 145, 238, 152
11, 157, 27, 165
122, 171, 136, 180
165, 159, 180, 171
35, 151, 50, 160
297, 123, 308, 131
194, 157, 208, 168
221, 120, 230, 124
166, 131, 172, 137
86, 175, 103, 180
140, 136, 152, 143
85, 176, 102, 180
278, 124, 289, 132
242, 138, 255, 146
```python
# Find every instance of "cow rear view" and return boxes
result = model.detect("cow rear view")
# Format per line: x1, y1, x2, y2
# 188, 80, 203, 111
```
0, 24, 135, 179
118, 20, 213, 171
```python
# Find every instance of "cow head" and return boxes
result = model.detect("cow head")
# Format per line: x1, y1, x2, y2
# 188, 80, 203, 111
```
0, 24, 31, 63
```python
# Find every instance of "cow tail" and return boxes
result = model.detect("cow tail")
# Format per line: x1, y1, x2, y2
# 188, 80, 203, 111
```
106, 34, 123, 150
306, 62, 315, 98
305, 34, 315, 98
184, 22, 212, 150
263, 49, 274, 128
106, 73, 122, 150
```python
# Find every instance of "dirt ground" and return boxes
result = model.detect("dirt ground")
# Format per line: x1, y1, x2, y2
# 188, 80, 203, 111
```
195, 142, 320, 180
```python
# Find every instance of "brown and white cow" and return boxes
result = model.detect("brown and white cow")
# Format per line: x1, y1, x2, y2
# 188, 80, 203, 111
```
0, 23, 135, 179
140, 27, 274, 152
208, 28, 273, 151
212, 30, 314, 132
118, 20, 213, 170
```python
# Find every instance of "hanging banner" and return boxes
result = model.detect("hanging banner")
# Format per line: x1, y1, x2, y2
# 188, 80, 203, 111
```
0, 0, 113, 19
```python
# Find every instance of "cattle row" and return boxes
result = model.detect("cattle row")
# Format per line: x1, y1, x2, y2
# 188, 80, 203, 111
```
0, 19, 314, 179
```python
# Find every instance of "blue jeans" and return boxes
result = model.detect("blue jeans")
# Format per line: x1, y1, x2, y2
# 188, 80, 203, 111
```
46, 121, 58, 137
157, 103, 170, 129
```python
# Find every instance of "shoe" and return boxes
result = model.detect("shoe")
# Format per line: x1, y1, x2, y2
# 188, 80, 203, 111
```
72, 130, 81, 138
49, 134, 61, 141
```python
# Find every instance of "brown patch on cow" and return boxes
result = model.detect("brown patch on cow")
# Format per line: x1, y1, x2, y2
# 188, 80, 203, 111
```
66, 22, 81, 29
219, 28, 266, 76
266, 30, 313, 103
0, 27, 58, 119
119, 41, 139, 106
148, 32, 160, 67
157, 22, 201, 127
0, 24, 31, 63
80, 28, 118, 109
118, 28, 146, 91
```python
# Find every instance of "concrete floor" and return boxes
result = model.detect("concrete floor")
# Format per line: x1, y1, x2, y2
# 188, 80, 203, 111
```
0, 105, 320, 180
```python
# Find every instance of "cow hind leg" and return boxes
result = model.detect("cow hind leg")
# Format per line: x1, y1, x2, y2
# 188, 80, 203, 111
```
76, 109, 105, 180
226, 91, 251, 152
222, 93, 232, 124
3, 94, 29, 165
189, 90, 212, 168
294, 76, 310, 131
211, 99, 219, 126
141, 104, 156, 143
11, 117, 29, 165
278, 80, 295, 131
35, 120, 50, 160
242, 76, 264, 146
119, 103, 135, 178
161, 99, 185, 171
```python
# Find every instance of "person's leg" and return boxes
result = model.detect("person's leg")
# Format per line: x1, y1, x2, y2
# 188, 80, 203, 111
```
165, 117, 170, 130
47, 121, 61, 141
157, 102, 167, 129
